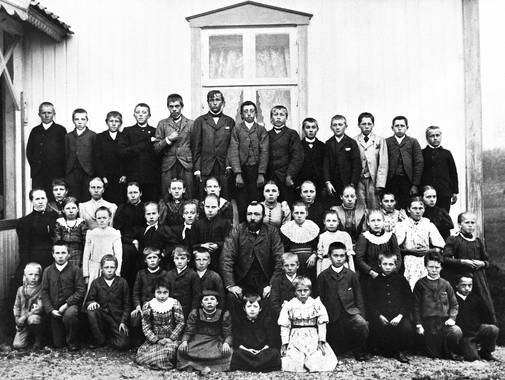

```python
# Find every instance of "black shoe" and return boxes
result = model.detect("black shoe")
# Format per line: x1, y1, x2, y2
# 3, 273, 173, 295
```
396, 352, 410, 364
480, 350, 499, 361
69, 344, 81, 352
448, 352, 464, 362
89, 342, 106, 350
354, 353, 370, 362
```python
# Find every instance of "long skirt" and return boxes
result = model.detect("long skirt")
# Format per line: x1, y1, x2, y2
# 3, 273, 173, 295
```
177, 334, 233, 372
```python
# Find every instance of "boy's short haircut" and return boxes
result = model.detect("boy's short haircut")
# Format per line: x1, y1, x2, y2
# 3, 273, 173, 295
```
95, 205, 112, 217
89, 177, 105, 187
144, 201, 159, 212
240, 100, 257, 114
392, 115, 408, 126
183, 199, 199, 213
367, 209, 384, 221
100, 254, 118, 268
302, 117, 318, 129
341, 183, 357, 196
378, 250, 398, 263
62, 196, 79, 209
105, 111, 123, 124
291, 200, 308, 212
153, 277, 170, 292
127, 181, 141, 192
204, 193, 220, 205
456, 273, 474, 285
39, 102, 55, 113
358, 112, 375, 125
292, 276, 312, 290
53, 240, 69, 251
379, 191, 396, 201
242, 293, 262, 307
424, 251, 443, 266
134, 103, 151, 115
330, 114, 347, 124
52, 178, 68, 190
143, 246, 161, 258
167, 93, 184, 107
425, 125, 442, 137
328, 241, 347, 257
457, 211, 475, 224
324, 209, 338, 219
207, 90, 224, 102
200, 289, 220, 303
193, 248, 211, 260
72, 108, 88, 120
264, 180, 278, 188
29, 188, 46, 201
172, 245, 191, 259
270, 105, 288, 119
281, 251, 299, 264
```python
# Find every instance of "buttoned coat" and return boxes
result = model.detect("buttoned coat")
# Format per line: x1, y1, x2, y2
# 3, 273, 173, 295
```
154, 115, 194, 172
229, 122, 269, 175
192, 112, 235, 175
220, 223, 284, 289
65, 128, 96, 176
297, 138, 326, 190
323, 134, 361, 187
270, 274, 296, 316
421, 146, 459, 198
385, 135, 424, 186
267, 127, 304, 182
41, 263, 85, 313
354, 132, 388, 189
86, 276, 132, 325
26, 123, 67, 178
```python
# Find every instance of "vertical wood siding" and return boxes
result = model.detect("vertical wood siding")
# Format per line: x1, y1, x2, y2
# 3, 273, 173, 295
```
0, 228, 19, 300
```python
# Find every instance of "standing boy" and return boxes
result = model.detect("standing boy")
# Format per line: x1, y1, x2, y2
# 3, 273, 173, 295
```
297, 118, 326, 196
266, 105, 304, 205
385, 116, 424, 210
194, 248, 226, 309
154, 94, 195, 201
86, 254, 131, 350
353, 112, 388, 209
192, 90, 235, 199
323, 115, 361, 206
26, 102, 67, 201
229, 101, 269, 222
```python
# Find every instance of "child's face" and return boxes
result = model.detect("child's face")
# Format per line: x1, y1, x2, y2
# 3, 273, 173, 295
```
300, 183, 316, 204
459, 214, 477, 235
426, 260, 442, 279
408, 201, 424, 221
144, 204, 159, 225
63, 202, 78, 220
25, 267, 41, 286
330, 249, 347, 268
380, 257, 397, 275
144, 253, 161, 270
155, 286, 170, 303
292, 205, 308, 225
422, 189, 437, 208
102, 260, 117, 280
271, 109, 287, 128
303, 121, 318, 139
204, 197, 219, 219
244, 300, 261, 319
173, 253, 189, 270
183, 204, 197, 225
169, 181, 185, 200
127, 185, 142, 205
134, 106, 150, 125
31, 190, 48, 212
204, 179, 220, 196
341, 188, 357, 208
53, 185, 68, 203
381, 194, 396, 212
194, 252, 211, 272
263, 184, 279, 203
391, 119, 408, 138
358, 117, 374, 136
330, 118, 347, 138
53, 245, 70, 265
282, 258, 299, 277
426, 129, 442, 148
208, 94, 224, 114
323, 213, 339, 232
368, 213, 385, 233
295, 285, 311, 303
73, 113, 88, 130
168, 101, 183, 120
107, 116, 122, 133
456, 277, 473, 297
89, 180, 105, 200
241, 104, 256, 124
201, 295, 218, 312
39, 105, 55, 124
96, 210, 111, 229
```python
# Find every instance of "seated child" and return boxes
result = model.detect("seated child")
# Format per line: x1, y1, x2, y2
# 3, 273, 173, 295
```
171, 200, 199, 251
194, 248, 225, 309
177, 290, 233, 374
278, 276, 338, 372
455, 274, 499, 361
136, 278, 185, 370
199, 177, 233, 224
331, 184, 367, 245
12, 262, 48, 349
442, 212, 496, 323
318, 242, 369, 361
158, 178, 193, 226
41, 241, 85, 350
86, 254, 131, 350
166, 246, 202, 319
47, 178, 68, 217
368, 251, 414, 363
231, 294, 281, 372
317, 209, 355, 275
261, 180, 291, 228
421, 186, 454, 240
379, 192, 407, 233
413, 252, 463, 361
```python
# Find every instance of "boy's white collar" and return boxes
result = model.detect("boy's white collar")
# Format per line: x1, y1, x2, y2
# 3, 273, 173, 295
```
55, 262, 68, 271
331, 265, 344, 273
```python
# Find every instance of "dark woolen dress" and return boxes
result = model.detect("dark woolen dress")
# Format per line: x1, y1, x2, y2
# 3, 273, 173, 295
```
423, 205, 454, 241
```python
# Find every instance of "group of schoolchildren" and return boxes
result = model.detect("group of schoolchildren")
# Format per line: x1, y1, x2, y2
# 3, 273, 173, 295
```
13, 91, 499, 374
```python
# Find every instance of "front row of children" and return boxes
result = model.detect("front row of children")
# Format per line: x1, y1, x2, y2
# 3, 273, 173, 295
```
13, 240, 499, 374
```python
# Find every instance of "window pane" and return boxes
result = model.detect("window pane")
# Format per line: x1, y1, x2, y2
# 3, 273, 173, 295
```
256, 34, 290, 78
256, 89, 291, 127
221, 89, 243, 123
209, 35, 243, 79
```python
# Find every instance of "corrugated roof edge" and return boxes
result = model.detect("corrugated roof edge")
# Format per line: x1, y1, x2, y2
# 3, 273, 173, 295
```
30, 0, 73, 36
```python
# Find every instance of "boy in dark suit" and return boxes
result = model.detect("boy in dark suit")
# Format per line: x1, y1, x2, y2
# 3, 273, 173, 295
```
270, 252, 298, 319
385, 116, 424, 210
323, 115, 361, 206
194, 248, 226, 309
297, 118, 326, 197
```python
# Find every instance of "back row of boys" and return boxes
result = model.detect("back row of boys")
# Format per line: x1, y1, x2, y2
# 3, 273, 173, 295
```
27, 90, 458, 214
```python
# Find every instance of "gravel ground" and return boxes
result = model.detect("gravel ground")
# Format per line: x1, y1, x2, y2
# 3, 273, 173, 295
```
1, 344, 504, 380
